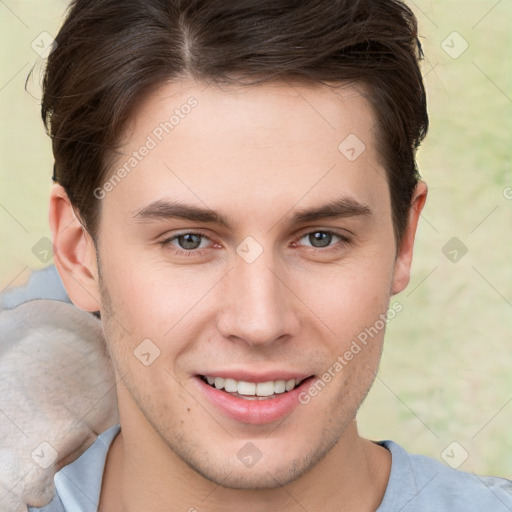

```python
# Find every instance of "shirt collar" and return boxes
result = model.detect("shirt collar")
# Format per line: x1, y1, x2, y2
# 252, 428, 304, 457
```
54, 424, 120, 512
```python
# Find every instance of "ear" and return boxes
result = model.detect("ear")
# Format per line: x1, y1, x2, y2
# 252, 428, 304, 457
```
391, 181, 428, 295
48, 184, 101, 312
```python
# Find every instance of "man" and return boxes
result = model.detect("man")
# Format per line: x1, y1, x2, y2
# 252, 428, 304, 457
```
3, 0, 510, 510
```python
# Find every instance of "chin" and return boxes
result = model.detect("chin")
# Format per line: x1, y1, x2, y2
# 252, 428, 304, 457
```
179, 438, 335, 491
193, 460, 305, 490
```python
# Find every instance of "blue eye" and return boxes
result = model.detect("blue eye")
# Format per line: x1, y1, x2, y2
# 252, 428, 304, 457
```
173, 233, 205, 250
298, 231, 346, 249
162, 232, 212, 255
302, 231, 334, 248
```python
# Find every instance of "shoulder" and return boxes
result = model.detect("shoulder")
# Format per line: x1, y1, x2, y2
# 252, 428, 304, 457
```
28, 425, 121, 512
377, 440, 512, 512
0, 265, 70, 310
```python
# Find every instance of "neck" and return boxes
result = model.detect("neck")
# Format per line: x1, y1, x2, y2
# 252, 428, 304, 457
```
100, 417, 390, 512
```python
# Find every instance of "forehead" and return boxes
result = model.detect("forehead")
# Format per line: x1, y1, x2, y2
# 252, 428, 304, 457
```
105, 79, 389, 223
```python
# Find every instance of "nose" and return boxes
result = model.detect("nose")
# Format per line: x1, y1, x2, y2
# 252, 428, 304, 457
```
216, 250, 300, 348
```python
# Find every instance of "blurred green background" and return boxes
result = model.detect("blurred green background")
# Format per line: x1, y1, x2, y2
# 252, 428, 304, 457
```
1, 1, 511, 477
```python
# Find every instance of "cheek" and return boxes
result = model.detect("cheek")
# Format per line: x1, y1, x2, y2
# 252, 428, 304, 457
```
97, 251, 226, 379
293, 253, 395, 331
98, 250, 194, 332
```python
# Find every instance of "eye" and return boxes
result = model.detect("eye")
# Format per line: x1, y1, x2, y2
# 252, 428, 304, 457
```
296, 230, 349, 250
161, 232, 212, 255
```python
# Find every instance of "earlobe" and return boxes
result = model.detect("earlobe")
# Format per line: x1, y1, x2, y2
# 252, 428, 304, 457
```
48, 184, 101, 312
391, 181, 428, 295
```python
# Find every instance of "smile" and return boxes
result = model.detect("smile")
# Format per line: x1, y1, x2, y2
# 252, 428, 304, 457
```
195, 374, 316, 424
200, 375, 306, 399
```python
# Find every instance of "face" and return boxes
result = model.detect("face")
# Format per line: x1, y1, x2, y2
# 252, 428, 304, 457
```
56, 79, 422, 489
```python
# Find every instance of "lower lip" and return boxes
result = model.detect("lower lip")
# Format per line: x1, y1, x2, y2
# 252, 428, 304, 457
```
195, 376, 315, 425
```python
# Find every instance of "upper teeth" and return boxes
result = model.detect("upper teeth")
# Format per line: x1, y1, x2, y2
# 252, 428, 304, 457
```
205, 376, 302, 396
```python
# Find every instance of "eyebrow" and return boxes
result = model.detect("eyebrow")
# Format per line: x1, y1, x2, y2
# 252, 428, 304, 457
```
132, 196, 371, 228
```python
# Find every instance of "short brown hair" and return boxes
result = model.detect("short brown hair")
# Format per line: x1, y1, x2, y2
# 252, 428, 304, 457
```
41, 0, 428, 244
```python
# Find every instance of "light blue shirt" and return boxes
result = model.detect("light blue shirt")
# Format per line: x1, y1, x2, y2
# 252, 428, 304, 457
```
28, 424, 512, 512
0, 265, 71, 311
29, 426, 120, 512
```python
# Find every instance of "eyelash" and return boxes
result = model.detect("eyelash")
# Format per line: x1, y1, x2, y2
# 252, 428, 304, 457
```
160, 230, 351, 257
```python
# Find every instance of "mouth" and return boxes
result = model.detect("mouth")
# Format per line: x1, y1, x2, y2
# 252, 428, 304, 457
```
195, 373, 316, 424
199, 374, 308, 400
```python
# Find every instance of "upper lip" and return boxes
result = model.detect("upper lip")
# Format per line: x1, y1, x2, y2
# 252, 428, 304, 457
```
197, 370, 314, 383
